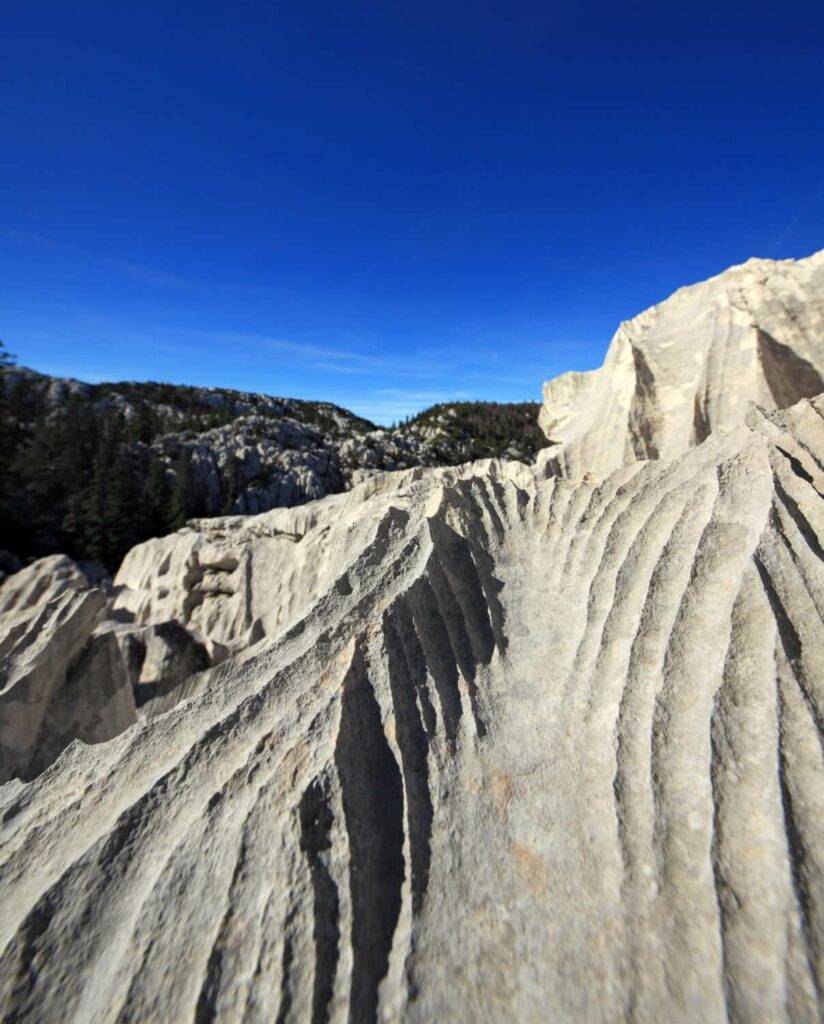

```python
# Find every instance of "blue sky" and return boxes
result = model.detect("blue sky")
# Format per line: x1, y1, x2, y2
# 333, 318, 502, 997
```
2, 1, 823, 424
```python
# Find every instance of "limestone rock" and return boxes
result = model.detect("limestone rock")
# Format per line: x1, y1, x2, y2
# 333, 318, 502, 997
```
540, 249, 824, 477
0, 585, 136, 782
0, 395, 822, 1020
103, 621, 211, 708
0, 554, 92, 616
110, 458, 534, 658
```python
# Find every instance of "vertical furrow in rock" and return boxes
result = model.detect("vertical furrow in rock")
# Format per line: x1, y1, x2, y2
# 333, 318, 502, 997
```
756, 539, 824, 1009
334, 642, 404, 1022
382, 602, 434, 916
462, 477, 507, 545
221, 779, 307, 1024
407, 577, 463, 751
569, 473, 720, 1014
649, 446, 774, 1017
298, 776, 340, 1024
426, 519, 496, 668
708, 569, 795, 1022
612, 478, 719, 1018
776, 673, 823, 1018
423, 549, 487, 738
274, 904, 298, 1024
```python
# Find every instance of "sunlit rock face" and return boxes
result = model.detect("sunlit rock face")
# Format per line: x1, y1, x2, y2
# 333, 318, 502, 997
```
539, 249, 824, 477
0, 557, 137, 783
0, 392, 822, 1022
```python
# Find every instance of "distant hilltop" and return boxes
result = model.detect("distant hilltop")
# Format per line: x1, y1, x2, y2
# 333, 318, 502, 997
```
0, 365, 545, 572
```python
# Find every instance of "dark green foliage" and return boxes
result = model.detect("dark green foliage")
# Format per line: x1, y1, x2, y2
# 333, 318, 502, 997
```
142, 456, 171, 538
403, 401, 546, 464
0, 362, 546, 574
0, 371, 209, 571
0, 368, 368, 572
168, 449, 204, 530
221, 452, 241, 514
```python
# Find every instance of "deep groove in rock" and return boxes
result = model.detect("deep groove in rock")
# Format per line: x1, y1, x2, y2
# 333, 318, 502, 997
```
407, 577, 462, 750
334, 643, 404, 1022
773, 480, 824, 565
776, 687, 822, 1006
755, 555, 824, 742
298, 777, 340, 1024
424, 554, 487, 738
383, 603, 434, 914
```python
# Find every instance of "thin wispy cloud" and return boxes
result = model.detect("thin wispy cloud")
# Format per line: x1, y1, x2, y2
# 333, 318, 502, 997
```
170, 328, 476, 380
350, 388, 473, 425
0, 225, 200, 291
769, 176, 824, 249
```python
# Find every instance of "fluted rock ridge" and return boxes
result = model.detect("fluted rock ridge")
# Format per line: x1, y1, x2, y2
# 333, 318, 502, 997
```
0, 558, 137, 782
540, 249, 824, 477
0, 393, 822, 1021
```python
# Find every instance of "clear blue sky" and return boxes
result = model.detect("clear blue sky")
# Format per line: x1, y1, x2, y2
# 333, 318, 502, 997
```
2, 1, 823, 424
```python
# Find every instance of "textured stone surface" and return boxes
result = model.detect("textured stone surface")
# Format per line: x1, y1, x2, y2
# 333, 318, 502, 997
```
110, 458, 534, 658
0, 554, 92, 617
540, 249, 824, 477
0, 556, 204, 779
0, 584, 137, 783
0, 394, 822, 1021
102, 621, 211, 707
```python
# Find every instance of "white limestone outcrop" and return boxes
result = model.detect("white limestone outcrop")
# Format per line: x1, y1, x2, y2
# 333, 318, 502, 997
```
0, 570, 137, 783
1, 250, 823, 1020
540, 249, 824, 477
110, 458, 534, 658
0, 393, 822, 1020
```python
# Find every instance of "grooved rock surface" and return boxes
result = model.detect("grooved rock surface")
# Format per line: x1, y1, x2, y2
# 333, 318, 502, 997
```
1, 395, 822, 1021
110, 459, 534, 658
0, 583, 137, 783
540, 249, 824, 477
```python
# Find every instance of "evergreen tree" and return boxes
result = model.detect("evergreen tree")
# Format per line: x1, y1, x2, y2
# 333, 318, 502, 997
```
221, 452, 240, 514
141, 454, 171, 538
168, 449, 196, 531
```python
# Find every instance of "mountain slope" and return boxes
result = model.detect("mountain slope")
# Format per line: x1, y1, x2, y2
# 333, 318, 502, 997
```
0, 367, 544, 571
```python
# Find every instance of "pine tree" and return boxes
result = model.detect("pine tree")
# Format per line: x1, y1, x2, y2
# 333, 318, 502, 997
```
221, 452, 240, 514
142, 454, 171, 538
168, 449, 195, 531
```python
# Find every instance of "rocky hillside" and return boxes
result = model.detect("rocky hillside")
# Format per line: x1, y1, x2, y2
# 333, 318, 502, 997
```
0, 366, 544, 572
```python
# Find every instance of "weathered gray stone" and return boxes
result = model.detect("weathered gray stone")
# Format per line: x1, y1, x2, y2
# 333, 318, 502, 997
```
0, 395, 822, 1020
540, 249, 824, 477
0, 585, 137, 782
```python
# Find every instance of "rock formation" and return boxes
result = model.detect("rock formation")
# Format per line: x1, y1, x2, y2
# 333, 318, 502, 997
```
1, 250, 823, 1021
0, 390, 822, 1021
0, 557, 137, 783
109, 459, 534, 662
540, 250, 824, 476
0, 556, 214, 781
